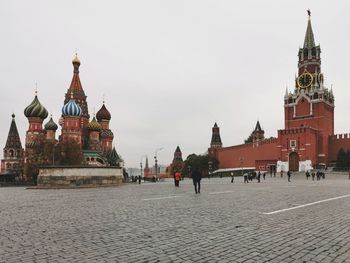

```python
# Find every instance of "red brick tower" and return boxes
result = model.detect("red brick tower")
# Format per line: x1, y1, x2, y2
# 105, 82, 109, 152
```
208, 122, 222, 158
1, 114, 24, 175
63, 54, 90, 146
283, 11, 334, 167
96, 102, 114, 155
252, 121, 265, 144
173, 146, 183, 162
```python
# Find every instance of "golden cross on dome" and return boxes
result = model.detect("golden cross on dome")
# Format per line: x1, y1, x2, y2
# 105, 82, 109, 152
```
103, 94, 105, 104
307, 9, 311, 17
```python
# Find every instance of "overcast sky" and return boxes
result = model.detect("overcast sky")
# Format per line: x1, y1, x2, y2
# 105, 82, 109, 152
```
0, 0, 349, 168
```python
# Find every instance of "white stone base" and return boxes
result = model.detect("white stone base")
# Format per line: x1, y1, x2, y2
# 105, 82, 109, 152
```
277, 160, 313, 172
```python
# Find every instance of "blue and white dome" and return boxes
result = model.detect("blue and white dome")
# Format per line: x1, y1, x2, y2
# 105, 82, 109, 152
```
62, 99, 82, 117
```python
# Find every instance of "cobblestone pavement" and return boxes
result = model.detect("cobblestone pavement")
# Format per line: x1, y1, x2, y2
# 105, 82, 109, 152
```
1, 173, 350, 262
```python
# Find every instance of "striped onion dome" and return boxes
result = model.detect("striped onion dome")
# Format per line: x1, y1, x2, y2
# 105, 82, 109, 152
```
24, 95, 48, 119
88, 116, 102, 131
62, 98, 82, 117
44, 116, 58, 131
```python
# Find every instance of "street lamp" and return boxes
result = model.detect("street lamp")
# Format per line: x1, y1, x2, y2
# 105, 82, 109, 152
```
154, 147, 163, 181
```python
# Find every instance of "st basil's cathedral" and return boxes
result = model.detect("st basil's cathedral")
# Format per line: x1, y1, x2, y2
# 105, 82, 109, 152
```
1, 54, 119, 178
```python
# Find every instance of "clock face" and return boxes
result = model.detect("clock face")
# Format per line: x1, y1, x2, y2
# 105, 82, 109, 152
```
297, 72, 313, 88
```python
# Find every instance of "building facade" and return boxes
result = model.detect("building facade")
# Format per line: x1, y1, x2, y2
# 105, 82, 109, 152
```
1, 54, 120, 180
209, 14, 347, 172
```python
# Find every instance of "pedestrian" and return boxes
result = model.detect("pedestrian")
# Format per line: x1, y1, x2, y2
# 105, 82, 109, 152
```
312, 171, 315, 181
192, 168, 202, 194
348, 169, 350, 180
274, 171, 276, 177
175, 172, 181, 187
316, 170, 320, 181
231, 173, 234, 183
287, 170, 291, 182
263, 172, 266, 180
243, 173, 249, 183
280, 170, 284, 178
138, 175, 141, 184
270, 170, 272, 178
257, 171, 261, 183
306, 170, 310, 180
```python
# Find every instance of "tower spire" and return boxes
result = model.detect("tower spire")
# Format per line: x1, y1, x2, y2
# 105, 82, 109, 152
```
304, 10, 315, 49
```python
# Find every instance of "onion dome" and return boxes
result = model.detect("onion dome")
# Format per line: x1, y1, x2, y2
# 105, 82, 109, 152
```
62, 98, 82, 117
101, 129, 114, 138
96, 103, 111, 121
44, 116, 58, 131
88, 116, 102, 131
24, 95, 48, 119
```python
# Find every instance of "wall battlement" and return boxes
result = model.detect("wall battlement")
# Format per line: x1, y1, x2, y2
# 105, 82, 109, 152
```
329, 133, 350, 140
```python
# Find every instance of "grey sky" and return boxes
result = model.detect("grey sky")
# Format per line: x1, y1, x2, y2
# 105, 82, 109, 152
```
0, 0, 349, 167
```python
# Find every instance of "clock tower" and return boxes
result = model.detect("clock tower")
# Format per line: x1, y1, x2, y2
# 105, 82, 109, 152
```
283, 11, 335, 166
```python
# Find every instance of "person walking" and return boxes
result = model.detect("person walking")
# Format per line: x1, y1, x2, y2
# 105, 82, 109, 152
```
175, 172, 181, 187
287, 170, 291, 182
231, 173, 234, 183
257, 171, 261, 183
243, 173, 249, 183
263, 172, 266, 180
192, 168, 202, 194
306, 170, 310, 180
312, 171, 315, 181
138, 175, 141, 184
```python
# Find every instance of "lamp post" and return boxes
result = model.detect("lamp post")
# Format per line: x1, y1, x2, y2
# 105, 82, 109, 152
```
154, 147, 163, 181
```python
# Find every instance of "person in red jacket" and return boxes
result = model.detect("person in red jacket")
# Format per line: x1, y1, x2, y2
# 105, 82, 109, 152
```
175, 172, 181, 187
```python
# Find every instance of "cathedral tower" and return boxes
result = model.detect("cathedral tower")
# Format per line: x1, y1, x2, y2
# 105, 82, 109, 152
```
44, 115, 58, 141
24, 91, 48, 156
96, 102, 114, 155
1, 114, 24, 175
61, 94, 82, 145
64, 54, 90, 146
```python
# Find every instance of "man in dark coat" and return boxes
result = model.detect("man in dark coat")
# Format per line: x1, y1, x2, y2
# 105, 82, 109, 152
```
192, 168, 202, 194
287, 170, 292, 182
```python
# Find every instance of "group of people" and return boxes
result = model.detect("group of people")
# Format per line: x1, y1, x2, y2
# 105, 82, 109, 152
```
243, 171, 267, 183
305, 170, 325, 180
173, 168, 202, 194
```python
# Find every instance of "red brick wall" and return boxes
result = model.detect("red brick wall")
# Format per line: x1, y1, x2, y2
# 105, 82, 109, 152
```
328, 134, 350, 162
216, 139, 279, 169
